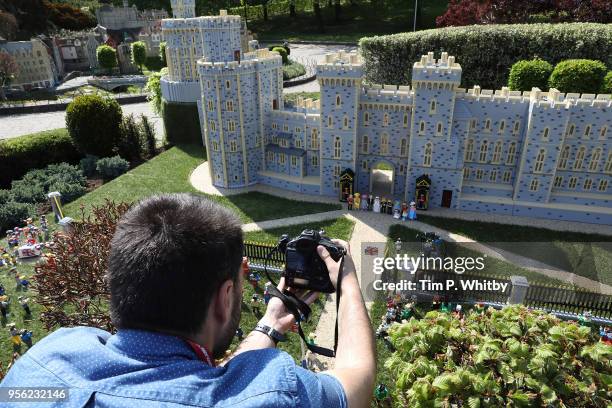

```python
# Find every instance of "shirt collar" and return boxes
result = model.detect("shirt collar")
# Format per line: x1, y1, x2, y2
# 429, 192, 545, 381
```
106, 329, 206, 363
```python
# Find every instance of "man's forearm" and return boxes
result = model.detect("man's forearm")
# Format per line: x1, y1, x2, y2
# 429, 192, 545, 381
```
223, 330, 276, 364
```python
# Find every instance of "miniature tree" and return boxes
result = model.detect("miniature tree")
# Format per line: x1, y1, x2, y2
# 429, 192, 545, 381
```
0, 50, 18, 101
33, 200, 131, 332
508, 58, 553, 92
602, 71, 612, 94
0, 11, 18, 41
548, 59, 607, 94
96, 44, 117, 75
144, 70, 163, 114
159, 41, 167, 67
131, 41, 147, 72
139, 114, 157, 158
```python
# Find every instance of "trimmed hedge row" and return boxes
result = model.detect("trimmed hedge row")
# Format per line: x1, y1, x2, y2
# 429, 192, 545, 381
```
359, 23, 612, 90
161, 100, 203, 147
0, 129, 81, 189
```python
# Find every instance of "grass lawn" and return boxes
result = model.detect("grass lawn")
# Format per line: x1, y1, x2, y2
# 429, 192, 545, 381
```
250, 1, 448, 42
418, 214, 612, 287
283, 91, 320, 107
62, 144, 340, 224
244, 217, 355, 243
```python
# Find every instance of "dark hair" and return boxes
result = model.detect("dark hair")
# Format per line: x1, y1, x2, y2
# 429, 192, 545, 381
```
107, 194, 244, 335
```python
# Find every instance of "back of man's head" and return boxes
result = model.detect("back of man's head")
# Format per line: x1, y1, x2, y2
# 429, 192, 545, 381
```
107, 193, 244, 336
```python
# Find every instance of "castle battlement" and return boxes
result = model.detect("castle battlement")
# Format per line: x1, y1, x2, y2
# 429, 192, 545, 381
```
359, 84, 413, 106
162, 14, 242, 29
317, 51, 363, 78
197, 51, 282, 75
412, 52, 462, 85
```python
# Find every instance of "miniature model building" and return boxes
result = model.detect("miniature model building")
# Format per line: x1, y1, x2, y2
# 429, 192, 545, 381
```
161, 2, 612, 224
0, 38, 58, 90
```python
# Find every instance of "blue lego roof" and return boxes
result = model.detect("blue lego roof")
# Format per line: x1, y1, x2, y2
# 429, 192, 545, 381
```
453, 100, 474, 120
265, 144, 306, 156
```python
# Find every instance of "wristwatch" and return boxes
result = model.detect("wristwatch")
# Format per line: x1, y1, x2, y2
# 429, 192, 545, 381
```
254, 322, 286, 345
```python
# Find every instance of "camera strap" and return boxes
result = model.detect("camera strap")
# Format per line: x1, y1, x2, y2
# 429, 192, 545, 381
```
263, 250, 342, 358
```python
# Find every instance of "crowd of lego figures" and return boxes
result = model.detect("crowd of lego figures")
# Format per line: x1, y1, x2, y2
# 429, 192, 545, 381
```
346, 194, 419, 221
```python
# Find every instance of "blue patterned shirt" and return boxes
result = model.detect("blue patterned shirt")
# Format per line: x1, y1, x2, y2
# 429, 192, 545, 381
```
1, 327, 347, 407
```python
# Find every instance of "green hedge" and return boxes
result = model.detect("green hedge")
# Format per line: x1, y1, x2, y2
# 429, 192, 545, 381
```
161, 100, 203, 147
0, 129, 81, 189
360, 23, 612, 90
548, 59, 608, 94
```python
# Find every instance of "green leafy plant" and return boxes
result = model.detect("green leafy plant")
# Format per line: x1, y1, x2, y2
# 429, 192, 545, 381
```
602, 71, 612, 93
508, 58, 553, 91
548, 59, 607, 94
131, 41, 147, 72
79, 155, 99, 178
272, 46, 289, 64
96, 156, 130, 180
96, 45, 117, 74
159, 41, 167, 67
385, 305, 612, 407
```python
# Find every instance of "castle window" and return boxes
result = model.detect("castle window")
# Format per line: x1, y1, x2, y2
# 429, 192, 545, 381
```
334, 181, 340, 190
475, 169, 483, 180
605, 152, 612, 173
484, 119, 492, 132
463, 168, 470, 180
534, 149, 546, 173
419, 121, 425, 135
380, 134, 389, 155
530, 178, 539, 192
225, 80, 230, 89
343, 116, 349, 129
283, 124, 289, 132
583, 178, 592, 190
589, 148, 602, 171
209, 120, 216, 132
207, 100, 214, 110
598, 179, 608, 192
489, 169, 498, 182
503, 171, 511, 183
566, 123, 575, 138
228, 120, 235, 132
492, 141, 503, 164
479, 140, 489, 163
328, 116, 333, 128
334, 165, 341, 177
311, 129, 319, 149
362, 160, 368, 170
295, 127, 302, 133
465, 139, 475, 162
279, 139, 288, 148
554, 176, 563, 188
400, 138, 408, 156
574, 146, 586, 170
229, 140, 237, 152
542, 127, 550, 141
600, 126, 608, 140
583, 125, 591, 139
279, 153, 286, 164
207, 80, 211, 89
295, 138, 302, 148
423, 143, 433, 167
506, 142, 517, 165
498, 120, 506, 133
429, 99, 436, 114
267, 151, 273, 162
403, 113, 409, 127
256, 135, 262, 147
212, 141, 219, 151
291, 156, 297, 167
383, 114, 389, 127
333, 137, 341, 159
364, 112, 369, 126
436, 122, 443, 136
470, 119, 477, 131
226, 100, 234, 112
272, 123, 278, 130
311, 155, 318, 166
569, 177, 577, 189
361, 135, 369, 154
336, 95, 341, 107
558, 146, 570, 169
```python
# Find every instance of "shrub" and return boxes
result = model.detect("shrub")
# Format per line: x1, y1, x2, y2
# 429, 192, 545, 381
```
384, 305, 611, 407
66, 94, 123, 157
96, 45, 117, 74
159, 42, 167, 67
359, 23, 612, 90
282, 60, 306, 80
272, 46, 289, 64
11, 163, 87, 204
161, 100, 203, 147
603, 71, 612, 93
139, 114, 157, 158
0, 129, 81, 189
118, 114, 145, 162
96, 156, 130, 180
79, 154, 99, 178
131, 41, 147, 71
548, 59, 608, 93
0, 201, 34, 232
145, 70, 163, 114
508, 58, 553, 91
268, 44, 290, 55
0, 189, 13, 205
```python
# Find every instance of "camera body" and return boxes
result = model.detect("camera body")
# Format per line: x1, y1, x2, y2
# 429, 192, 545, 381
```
278, 229, 345, 293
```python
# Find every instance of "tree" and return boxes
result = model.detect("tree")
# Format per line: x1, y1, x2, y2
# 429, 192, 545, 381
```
0, 51, 18, 101
0, 11, 18, 41
159, 41, 167, 67
145, 70, 164, 115
139, 114, 157, 158
96, 45, 117, 74
131, 41, 147, 72
289, 0, 296, 17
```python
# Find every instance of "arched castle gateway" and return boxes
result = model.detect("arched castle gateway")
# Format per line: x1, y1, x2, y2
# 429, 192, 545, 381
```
161, 3, 612, 224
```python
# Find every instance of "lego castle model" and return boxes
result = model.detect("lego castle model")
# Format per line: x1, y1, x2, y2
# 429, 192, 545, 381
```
161, 1, 612, 225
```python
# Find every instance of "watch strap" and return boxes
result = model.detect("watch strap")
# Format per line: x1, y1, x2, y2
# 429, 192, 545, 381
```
254, 323, 286, 344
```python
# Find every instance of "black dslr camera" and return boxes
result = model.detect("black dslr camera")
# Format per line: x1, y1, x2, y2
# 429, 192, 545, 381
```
278, 229, 345, 293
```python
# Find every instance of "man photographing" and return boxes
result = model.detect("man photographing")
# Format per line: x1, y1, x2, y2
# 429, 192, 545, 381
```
1, 194, 376, 407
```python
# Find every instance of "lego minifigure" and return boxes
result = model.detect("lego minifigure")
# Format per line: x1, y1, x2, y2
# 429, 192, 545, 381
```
394, 238, 402, 254
368, 193, 374, 211
387, 198, 393, 215
0, 298, 8, 319
20, 329, 33, 348
373, 196, 381, 213
235, 327, 244, 341
18, 297, 31, 317
401, 202, 408, 220
393, 200, 401, 219
9, 324, 21, 351
251, 294, 262, 315
307, 332, 316, 346
347, 194, 354, 210
248, 271, 260, 289
353, 193, 361, 210
374, 383, 389, 401
360, 194, 368, 210
408, 201, 417, 220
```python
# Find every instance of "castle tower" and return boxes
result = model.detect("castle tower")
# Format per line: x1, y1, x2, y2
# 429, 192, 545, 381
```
170, 0, 196, 19
406, 52, 462, 208
317, 51, 362, 197
199, 49, 283, 188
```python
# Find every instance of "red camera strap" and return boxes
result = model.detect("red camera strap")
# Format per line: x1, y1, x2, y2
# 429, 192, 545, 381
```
183, 338, 215, 367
